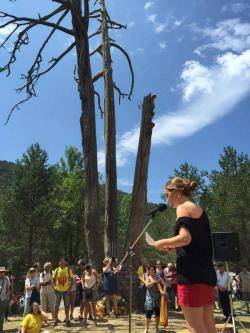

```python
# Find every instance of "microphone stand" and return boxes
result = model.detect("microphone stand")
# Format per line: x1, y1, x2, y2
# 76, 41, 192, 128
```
118, 211, 158, 333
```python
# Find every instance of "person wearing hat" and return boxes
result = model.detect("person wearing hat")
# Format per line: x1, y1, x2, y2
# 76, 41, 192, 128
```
0, 267, 11, 332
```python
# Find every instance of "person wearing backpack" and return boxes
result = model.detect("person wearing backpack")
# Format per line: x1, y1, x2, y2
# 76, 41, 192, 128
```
0, 267, 10, 333
53, 258, 73, 327
40, 262, 55, 321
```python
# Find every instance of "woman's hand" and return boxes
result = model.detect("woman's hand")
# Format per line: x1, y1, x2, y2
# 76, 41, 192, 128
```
163, 247, 175, 252
154, 240, 164, 250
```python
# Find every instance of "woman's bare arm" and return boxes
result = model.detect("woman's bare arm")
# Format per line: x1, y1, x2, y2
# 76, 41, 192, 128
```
154, 205, 192, 250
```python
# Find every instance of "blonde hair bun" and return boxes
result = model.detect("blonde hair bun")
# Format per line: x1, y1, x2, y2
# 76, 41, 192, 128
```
165, 177, 197, 196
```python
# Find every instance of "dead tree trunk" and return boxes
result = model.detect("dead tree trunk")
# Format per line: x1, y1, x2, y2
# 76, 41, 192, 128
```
70, 0, 104, 270
99, 0, 118, 257
125, 94, 156, 258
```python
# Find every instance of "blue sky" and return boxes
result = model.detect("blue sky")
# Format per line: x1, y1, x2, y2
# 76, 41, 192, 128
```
0, 0, 250, 202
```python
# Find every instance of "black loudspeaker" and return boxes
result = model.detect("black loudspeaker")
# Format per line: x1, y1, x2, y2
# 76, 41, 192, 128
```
212, 232, 241, 262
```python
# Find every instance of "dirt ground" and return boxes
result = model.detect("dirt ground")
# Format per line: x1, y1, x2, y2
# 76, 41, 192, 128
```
4, 306, 250, 332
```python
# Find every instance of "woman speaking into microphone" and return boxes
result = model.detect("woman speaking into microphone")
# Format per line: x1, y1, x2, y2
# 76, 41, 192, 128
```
154, 177, 217, 333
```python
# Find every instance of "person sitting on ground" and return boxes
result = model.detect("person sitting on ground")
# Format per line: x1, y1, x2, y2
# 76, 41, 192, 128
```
24, 268, 40, 316
20, 302, 47, 333
53, 258, 73, 327
144, 265, 164, 333
69, 265, 79, 320
102, 257, 121, 317
40, 262, 54, 321
82, 264, 100, 326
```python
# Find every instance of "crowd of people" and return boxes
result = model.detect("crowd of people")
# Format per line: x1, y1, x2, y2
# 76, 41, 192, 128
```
0, 256, 121, 333
1, 176, 250, 333
0, 257, 249, 333
136, 258, 250, 332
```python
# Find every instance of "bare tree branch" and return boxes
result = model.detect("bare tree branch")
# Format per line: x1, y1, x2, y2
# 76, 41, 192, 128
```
4, 95, 31, 125
90, 42, 134, 100
88, 27, 101, 39
15, 9, 70, 97
0, 6, 73, 35
5, 41, 76, 124
89, 8, 101, 18
0, 25, 19, 48
113, 83, 128, 104
92, 70, 104, 83
73, 65, 79, 85
89, 44, 102, 57
0, 5, 73, 76
99, 19, 126, 30
110, 42, 134, 99
52, 0, 69, 5
94, 91, 104, 118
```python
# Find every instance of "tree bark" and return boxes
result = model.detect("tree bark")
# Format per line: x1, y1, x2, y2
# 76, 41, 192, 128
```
125, 94, 156, 258
70, 0, 104, 270
99, 0, 118, 257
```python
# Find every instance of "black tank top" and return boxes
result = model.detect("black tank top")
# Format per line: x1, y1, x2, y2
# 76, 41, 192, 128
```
174, 210, 216, 286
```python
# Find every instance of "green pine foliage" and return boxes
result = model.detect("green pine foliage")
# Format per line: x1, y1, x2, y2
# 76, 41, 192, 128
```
0, 145, 249, 280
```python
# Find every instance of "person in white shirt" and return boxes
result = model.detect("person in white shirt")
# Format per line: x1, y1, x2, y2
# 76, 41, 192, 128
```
23, 268, 40, 316
216, 263, 231, 321
0, 267, 10, 332
40, 262, 55, 320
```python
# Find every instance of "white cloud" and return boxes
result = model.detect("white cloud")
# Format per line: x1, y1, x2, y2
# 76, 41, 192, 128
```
146, 13, 182, 34
194, 19, 250, 55
181, 61, 214, 102
222, 2, 250, 13
144, 2, 154, 11
0, 24, 18, 44
159, 41, 167, 49
127, 21, 135, 28
118, 178, 133, 187
137, 47, 144, 52
174, 20, 182, 27
147, 14, 157, 24
147, 14, 167, 33
99, 50, 250, 167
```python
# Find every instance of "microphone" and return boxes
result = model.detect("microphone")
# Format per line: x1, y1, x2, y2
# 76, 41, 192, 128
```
146, 203, 167, 216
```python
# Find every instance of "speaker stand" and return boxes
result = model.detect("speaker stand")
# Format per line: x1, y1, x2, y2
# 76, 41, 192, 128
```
221, 262, 249, 333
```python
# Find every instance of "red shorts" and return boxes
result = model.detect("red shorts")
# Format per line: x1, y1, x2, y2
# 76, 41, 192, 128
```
177, 284, 215, 307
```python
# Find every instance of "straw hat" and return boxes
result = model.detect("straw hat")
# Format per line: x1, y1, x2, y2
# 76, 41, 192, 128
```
0, 267, 6, 273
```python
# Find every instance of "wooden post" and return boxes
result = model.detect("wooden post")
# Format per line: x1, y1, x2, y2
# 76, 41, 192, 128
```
70, 0, 104, 270
99, 0, 118, 257
125, 94, 156, 259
